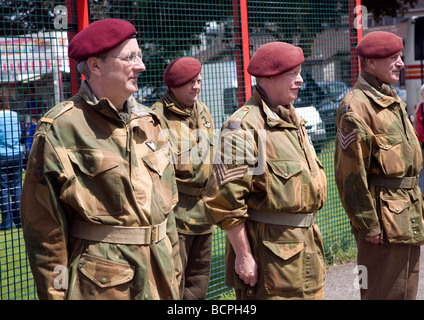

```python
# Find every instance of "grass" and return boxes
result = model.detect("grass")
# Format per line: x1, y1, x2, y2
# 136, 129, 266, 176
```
316, 139, 357, 264
0, 227, 37, 300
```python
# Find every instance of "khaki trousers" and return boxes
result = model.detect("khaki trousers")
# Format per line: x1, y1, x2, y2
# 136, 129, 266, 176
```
356, 235, 420, 300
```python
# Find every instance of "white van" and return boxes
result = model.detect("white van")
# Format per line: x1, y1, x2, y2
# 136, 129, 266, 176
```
404, 16, 424, 116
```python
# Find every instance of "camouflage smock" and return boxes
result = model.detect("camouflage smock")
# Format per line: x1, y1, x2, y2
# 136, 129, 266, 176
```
21, 83, 181, 300
150, 90, 214, 235
334, 73, 424, 245
205, 88, 327, 299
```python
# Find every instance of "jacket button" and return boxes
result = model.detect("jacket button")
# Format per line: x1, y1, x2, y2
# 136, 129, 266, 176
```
101, 277, 107, 284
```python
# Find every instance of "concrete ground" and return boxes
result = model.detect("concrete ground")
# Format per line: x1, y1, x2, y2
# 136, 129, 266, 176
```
324, 247, 424, 300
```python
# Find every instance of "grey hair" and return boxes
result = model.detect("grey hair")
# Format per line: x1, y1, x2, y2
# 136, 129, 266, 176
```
76, 54, 108, 80
76, 60, 91, 79
360, 56, 367, 70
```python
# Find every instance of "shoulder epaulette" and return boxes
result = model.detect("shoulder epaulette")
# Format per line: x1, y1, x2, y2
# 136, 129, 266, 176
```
224, 105, 254, 130
39, 101, 74, 124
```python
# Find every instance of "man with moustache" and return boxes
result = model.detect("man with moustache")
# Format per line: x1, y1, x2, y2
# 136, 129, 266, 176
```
334, 31, 424, 299
205, 42, 327, 300
21, 19, 181, 300
151, 57, 214, 300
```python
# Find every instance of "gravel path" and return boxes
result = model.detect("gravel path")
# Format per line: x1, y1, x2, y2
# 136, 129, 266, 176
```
324, 247, 424, 300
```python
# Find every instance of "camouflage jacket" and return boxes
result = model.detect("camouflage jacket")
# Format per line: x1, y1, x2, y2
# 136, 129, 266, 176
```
205, 88, 327, 299
21, 83, 181, 300
150, 90, 214, 235
334, 73, 424, 245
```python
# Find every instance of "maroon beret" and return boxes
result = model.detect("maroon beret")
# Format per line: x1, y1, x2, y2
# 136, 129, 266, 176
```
247, 42, 305, 77
68, 19, 137, 60
163, 57, 202, 87
356, 31, 403, 58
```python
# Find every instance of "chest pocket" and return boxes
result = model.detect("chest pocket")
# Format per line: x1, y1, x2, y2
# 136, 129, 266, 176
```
267, 159, 323, 213
142, 144, 177, 215
66, 149, 124, 216
375, 134, 404, 176
267, 160, 303, 212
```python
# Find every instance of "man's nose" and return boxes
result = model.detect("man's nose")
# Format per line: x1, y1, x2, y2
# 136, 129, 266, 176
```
134, 59, 146, 72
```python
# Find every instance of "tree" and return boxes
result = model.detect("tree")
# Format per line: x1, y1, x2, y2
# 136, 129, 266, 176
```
0, 0, 58, 36
362, 0, 418, 22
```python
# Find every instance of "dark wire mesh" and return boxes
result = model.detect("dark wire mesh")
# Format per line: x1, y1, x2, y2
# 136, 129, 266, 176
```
0, 0, 358, 300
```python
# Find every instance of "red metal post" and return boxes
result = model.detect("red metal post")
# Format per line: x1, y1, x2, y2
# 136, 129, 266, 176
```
233, 0, 251, 107
349, 0, 362, 86
76, 0, 90, 32
239, 0, 251, 100
356, 0, 363, 74
67, 0, 89, 94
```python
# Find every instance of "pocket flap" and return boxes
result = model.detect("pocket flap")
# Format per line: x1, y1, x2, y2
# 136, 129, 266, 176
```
263, 240, 304, 260
78, 254, 134, 288
68, 149, 119, 177
143, 145, 171, 176
267, 160, 302, 180
382, 197, 410, 214
375, 134, 402, 151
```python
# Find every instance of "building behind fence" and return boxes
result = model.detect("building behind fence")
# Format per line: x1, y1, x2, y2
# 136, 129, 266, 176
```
0, 0, 364, 300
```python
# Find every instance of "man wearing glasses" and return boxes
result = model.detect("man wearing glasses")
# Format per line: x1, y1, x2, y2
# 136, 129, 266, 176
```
21, 19, 181, 300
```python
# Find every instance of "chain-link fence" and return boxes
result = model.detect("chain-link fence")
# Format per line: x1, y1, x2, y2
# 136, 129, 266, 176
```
0, 0, 360, 300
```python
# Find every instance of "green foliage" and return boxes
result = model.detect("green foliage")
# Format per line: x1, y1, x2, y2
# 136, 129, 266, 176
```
362, 0, 418, 22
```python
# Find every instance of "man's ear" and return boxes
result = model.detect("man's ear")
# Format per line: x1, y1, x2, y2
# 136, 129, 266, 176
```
87, 56, 102, 77
365, 58, 376, 71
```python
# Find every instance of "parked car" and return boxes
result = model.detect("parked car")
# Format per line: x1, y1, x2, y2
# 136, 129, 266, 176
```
292, 79, 328, 153
295, 105, 327, 153
314, 81, 351, 135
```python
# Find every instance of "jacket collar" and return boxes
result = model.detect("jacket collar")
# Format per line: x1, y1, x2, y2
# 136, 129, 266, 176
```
162, 89, 204, 117
252, 88, 301, 129
355, 73, 402, 108
78, 80, 151, 121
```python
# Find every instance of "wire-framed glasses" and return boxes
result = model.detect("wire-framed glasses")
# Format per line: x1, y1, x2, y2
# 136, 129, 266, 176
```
108, 51, 143, 65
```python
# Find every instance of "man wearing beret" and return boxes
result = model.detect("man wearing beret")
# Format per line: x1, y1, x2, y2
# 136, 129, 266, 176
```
334, 31, 424, 299
205, 42, 327, 299
150, 57, 214, 300
21, 19, 181, 300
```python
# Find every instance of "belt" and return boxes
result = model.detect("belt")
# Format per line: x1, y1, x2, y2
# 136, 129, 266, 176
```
368, 175, 418, 189
177, 181, 205, 197
70, 218, 168, 245
248, 209, 315, 228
